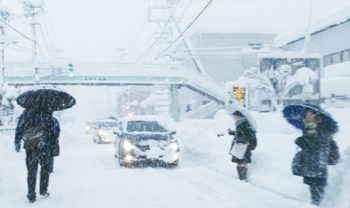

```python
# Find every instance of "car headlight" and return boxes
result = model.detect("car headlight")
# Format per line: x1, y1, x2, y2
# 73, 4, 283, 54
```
173, 155, 179, 161
86, 126, 91, 130
125, 155, 133, 161
98, 129, 105, 135
170, 143, 178, 150
124, 140, 133, 151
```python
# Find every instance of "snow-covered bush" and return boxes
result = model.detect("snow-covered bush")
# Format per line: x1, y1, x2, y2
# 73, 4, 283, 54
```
231, 66, 318, 110
0, 84, 20, 126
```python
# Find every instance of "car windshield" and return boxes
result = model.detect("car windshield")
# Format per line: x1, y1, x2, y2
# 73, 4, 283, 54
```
101, 122, 118, 128
126, 121, 167, 133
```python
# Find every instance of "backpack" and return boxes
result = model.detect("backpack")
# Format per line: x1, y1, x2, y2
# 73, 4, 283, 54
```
249, 130, 257, 150
328, 140, 340, 165
22, 125, 46, 150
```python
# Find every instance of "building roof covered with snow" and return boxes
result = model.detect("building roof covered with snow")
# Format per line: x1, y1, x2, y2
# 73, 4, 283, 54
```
275, 2, 350, 47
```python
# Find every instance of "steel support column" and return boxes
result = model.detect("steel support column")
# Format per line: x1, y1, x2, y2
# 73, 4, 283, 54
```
171, 84, 179, 122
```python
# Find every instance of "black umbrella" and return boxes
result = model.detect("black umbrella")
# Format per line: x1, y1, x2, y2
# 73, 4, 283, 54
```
17, 85, 76, 111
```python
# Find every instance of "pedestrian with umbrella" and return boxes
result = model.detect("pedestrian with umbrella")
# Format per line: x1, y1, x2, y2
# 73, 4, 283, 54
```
283, 104, 340, 206
14, 85, 76, 203
226, 105, 257, 181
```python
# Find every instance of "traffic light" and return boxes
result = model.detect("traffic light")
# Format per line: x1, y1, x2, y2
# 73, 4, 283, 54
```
68, 63, 74, 78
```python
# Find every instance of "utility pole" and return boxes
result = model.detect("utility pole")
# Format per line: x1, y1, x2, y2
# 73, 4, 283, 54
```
1, 28, 5, 84
147, 0, 210, 75
148, 0, 177, 44
0, 0, 3, 84
0, 1, 17, 84
170, 16, 208, 76
20, 1, 43, 84
30, 7, 39, 84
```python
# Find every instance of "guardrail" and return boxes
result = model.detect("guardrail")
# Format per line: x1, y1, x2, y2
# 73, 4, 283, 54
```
0, 126, 16, 136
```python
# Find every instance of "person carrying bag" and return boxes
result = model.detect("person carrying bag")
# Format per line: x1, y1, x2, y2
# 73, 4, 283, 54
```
228, 111, 257, 181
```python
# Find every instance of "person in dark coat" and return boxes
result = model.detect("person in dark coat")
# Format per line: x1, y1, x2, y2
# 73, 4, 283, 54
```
14, 104, 60, 203
49, 117, 60, 173
227, 110, 257, 181
292, 108, 333, 206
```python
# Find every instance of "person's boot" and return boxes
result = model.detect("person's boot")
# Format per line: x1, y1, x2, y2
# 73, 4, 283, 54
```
310, 185, 325, 206
236, 167, 243, 180
40, 191, 50, 197
27, 193, 36, 203
241, 167, 248, 182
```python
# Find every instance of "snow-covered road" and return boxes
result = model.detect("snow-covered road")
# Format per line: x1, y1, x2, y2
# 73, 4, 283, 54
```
0, 125, 310, 208
1, 108, 350, 208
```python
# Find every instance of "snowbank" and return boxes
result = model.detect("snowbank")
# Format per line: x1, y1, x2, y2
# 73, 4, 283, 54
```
321, 77, 350, 97
324, 61, 350, 78
176, 108, 350, 206
321, 62, 350, 98
275, 2, 350, 47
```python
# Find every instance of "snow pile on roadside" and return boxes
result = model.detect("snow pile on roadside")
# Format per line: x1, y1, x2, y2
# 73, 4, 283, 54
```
175, 107, 350, 206
0, 134, 27, 207
324, 61, 350, 78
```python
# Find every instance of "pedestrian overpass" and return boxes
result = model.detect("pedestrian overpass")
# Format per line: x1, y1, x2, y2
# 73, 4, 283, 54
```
5, 63, 226, 121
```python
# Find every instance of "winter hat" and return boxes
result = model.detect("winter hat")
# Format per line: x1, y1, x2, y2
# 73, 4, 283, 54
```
304, 108, 321, 119
232, 111, 244, 117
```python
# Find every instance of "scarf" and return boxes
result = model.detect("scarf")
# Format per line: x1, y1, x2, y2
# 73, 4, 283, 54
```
303, 117, 320, 135
235, 117, 247, 126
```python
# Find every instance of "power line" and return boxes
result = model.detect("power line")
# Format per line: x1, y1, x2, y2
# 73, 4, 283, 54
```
118, 0, 143, 51
158, 0, 213, 57
126, 1, 149, 51
123, 0, 147, 48
128, 12, 149, 51
178, 0, 193, 22
153, 0, 193, 60
38, 24, 52, 59
137, 0, 181, 61
0, 18, 34, 42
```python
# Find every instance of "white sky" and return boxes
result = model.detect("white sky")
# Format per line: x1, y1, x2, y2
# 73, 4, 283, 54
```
2, 0, 350, 64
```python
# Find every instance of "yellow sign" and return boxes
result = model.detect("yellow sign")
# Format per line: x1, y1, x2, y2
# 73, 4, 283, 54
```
234, 87, 245, 107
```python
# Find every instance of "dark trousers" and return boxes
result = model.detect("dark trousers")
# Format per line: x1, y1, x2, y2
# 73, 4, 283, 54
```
49, 157, 54, 173
304, 177, 327, 206
26, 148, 51, 199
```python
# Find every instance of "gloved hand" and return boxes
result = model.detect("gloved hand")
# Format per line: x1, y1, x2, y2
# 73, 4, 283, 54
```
15, 144, 20, 152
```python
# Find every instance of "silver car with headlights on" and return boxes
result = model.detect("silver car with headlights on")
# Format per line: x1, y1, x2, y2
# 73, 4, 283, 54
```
114, 116, 179, 168
84, 121, 99, 134
93, 119, 119, 144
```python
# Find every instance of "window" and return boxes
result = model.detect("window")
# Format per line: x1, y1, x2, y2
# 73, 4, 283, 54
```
341, 49, 350, 62
324, 52, 341, 67
324, 55, 332, 67
126, 121, 167, 133
101, 122, 119, 128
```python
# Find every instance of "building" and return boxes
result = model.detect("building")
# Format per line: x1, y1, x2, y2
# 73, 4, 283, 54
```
172, 29, 279, 83
275, 3, 350, 68
170, 29, 279, 116
275, 3, 350, 107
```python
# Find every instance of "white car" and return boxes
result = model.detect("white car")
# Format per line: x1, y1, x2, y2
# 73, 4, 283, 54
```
93, 119, 119, 144
84, 121, 99, 134
114, 115, 180, 168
